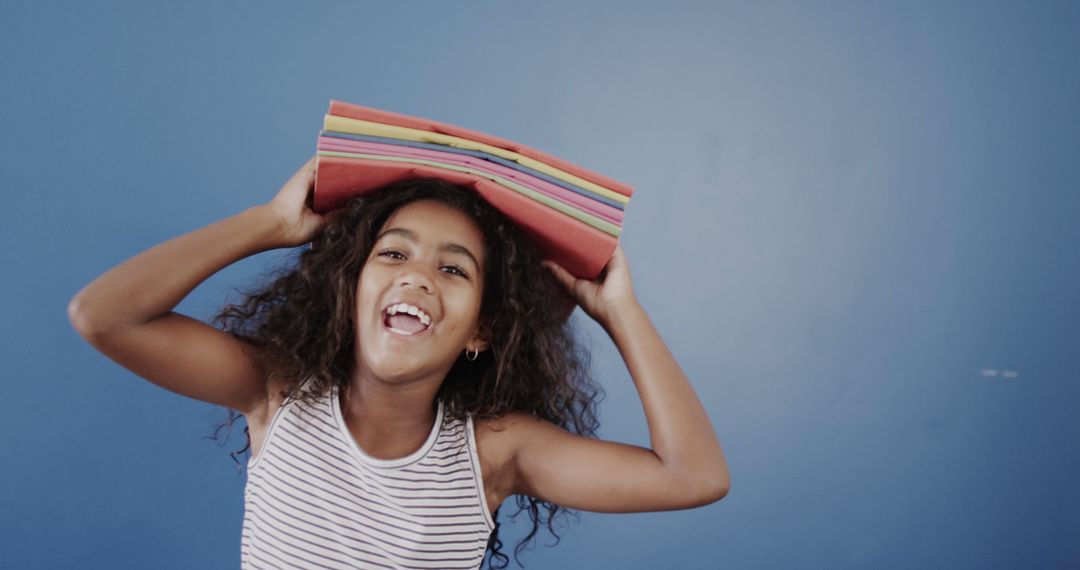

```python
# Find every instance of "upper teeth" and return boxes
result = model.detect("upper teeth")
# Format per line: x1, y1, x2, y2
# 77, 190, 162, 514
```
386, 303, 432, 327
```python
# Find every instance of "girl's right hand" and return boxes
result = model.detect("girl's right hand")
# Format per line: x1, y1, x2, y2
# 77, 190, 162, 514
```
263, 157, 330, 248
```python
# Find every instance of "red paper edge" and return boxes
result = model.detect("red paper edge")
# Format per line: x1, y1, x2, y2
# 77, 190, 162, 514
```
314, 155, 615, 280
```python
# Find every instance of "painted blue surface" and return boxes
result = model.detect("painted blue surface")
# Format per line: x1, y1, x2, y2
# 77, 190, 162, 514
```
2, 1, 1077, 568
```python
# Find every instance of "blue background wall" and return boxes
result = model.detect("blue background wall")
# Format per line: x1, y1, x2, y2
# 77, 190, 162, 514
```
2, 1, 1078, 568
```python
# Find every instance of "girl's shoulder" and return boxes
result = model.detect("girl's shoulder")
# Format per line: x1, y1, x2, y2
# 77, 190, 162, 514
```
473, 413, 516, 461
244, 375, 294, 462
472, 410, 572, 509
246, 375, 290, 417
472, 410, 581, 474
472, 411, 533, 508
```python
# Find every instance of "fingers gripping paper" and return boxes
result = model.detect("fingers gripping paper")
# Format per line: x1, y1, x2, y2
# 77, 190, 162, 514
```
312, 100, 634, 281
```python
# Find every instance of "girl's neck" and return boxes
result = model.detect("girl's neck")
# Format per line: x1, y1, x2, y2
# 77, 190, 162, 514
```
338, 380, 439, 460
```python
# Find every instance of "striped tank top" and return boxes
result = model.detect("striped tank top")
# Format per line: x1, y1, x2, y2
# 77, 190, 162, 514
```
241, 383, 496, 569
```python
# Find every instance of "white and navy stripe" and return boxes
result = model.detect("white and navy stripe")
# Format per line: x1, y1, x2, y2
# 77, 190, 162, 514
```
241, 384, 495, 569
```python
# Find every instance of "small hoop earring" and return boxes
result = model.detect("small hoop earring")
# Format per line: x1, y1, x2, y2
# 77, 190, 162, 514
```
465, 347, 479, 361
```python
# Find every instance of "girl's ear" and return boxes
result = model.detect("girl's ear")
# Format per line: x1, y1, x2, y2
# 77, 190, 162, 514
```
470, 315, 494, 353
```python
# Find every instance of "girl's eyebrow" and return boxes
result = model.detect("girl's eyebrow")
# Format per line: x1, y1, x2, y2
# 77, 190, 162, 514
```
377, 227, 480, 271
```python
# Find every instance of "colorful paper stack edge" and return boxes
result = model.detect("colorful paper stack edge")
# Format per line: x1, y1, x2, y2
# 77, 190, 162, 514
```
312, 100, 634, 280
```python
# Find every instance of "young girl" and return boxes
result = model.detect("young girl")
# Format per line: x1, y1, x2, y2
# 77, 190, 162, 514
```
69, 157, 730, 569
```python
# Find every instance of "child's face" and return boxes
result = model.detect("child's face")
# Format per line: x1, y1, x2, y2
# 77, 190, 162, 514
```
355, 199, 490, 384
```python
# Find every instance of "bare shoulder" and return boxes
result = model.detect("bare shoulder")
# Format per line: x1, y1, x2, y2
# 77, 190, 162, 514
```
243, 375, 287, 423
245, 375, 290, 462
473, 410, 544, 459
472, 410, 547, 513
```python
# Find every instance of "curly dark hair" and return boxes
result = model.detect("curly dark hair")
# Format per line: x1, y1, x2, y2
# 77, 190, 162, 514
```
205, 176, 606, 568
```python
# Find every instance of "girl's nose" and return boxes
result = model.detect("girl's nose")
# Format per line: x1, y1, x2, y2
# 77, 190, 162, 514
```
396, 266, 435, 294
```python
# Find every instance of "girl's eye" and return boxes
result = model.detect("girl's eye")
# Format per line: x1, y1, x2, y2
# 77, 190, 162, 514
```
443, 265, 468, 278
378, 250, 468, 279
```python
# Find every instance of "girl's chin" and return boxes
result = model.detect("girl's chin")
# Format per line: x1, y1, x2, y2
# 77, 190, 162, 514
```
357, 324, 453, 379
361, 350, 443, 380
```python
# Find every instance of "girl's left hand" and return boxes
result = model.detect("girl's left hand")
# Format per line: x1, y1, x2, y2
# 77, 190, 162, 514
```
542, 244, 637, 328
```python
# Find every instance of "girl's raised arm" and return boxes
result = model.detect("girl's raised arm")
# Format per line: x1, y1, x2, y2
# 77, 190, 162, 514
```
68, 158, 325, 417
499, 246, 730, 513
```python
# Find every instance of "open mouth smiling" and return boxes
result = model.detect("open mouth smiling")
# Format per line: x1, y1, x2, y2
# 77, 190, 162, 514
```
382, 302, 433, 336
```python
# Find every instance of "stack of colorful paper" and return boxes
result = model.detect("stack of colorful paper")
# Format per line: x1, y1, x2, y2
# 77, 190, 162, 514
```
312, 100, 634, 281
